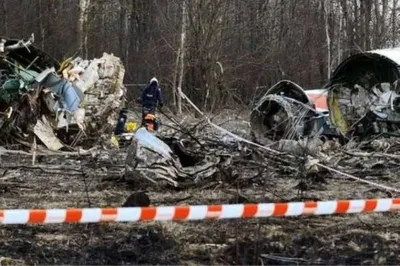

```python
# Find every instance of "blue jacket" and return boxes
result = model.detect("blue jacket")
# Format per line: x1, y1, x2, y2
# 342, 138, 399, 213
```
141, 82, 163, 111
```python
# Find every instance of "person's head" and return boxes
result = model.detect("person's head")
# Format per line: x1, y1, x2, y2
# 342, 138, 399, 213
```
149, 77, 158, 86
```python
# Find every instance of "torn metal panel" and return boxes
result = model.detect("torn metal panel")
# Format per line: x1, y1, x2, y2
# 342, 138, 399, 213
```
304, 89, 329, 112
0, 36, 61, 143
37, 67, 84, 113
125, 128, 223, 187
271, 138, 323, 156
33, 116, 64, 151
0, 34, 59, 72
250, 80, 329, 142
134, 127, 174, 159
304, 89, 338, 138
328, 48, 400, 89
326, 48, 400, 137
65, 54, 126, 138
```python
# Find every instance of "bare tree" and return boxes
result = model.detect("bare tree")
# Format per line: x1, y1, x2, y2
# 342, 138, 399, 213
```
172, 48, 180, 112
322, 0, 331, 79
392, 0, 398, 47
1, 0, 9, 37
78, 0, 91, 58
176, 0, 187, 114
1, 0, 399, 109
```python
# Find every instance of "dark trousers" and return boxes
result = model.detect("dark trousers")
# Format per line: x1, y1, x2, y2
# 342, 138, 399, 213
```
115, 114, 127, 135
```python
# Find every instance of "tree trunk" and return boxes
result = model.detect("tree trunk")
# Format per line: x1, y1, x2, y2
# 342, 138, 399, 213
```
172, 48, 181, 113
124, 1, 132, 67
340, 0, 352, 55
338, 2, 342, 64
1, 0, 9, 36
177, 0, 187, 115
381, 0, 389, 47
323, 0, 331, 79
78, 0, 91, 59
100, 3, 106, 52
38, 0, 45, 50
119, 1, 126, 59
360, 0, 366, 50
365, 0, 372, 50
392, 0, 398, 47
119, 0, 132, 68
352, 0, 360, 51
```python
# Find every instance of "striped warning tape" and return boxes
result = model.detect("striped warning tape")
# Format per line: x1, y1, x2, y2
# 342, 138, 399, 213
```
0, 198, 399, 224
0, 198, 400, 224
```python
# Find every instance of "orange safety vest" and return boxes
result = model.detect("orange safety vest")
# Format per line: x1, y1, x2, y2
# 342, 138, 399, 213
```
144, 113, 156, 131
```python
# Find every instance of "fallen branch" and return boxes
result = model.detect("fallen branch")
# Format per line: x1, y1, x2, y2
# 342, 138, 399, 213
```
315, 162, 400, 193
3, 33, 34, 52
0, 164, 83, 172
180, 92, 283, 155
0, 147, 97, 157
160, 107, 206, 149
139, 169, 179, 187
342, 150, 400, 160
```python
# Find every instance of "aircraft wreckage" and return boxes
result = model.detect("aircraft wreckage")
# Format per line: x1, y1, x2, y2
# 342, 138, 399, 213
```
4, 35, 400, 187
250, 80, 331, 142
0, 35, 126, 150
251, 47, 400, 143
0, 35, 231, 187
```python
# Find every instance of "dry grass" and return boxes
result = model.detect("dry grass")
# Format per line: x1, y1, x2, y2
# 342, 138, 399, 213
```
0, 111, 399, 265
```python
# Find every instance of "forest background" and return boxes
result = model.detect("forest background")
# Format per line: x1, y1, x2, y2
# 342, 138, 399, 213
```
0, 0, 397, 112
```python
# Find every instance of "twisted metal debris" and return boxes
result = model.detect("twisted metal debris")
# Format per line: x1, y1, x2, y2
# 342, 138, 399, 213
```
251, 48, 400, 142
0, 35, 126, 150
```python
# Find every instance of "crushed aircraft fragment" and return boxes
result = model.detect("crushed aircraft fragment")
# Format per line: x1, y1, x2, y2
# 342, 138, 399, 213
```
250, 80, 332, 143
251, 47, 400, 142
326, 48, 400, 138
130, 47, 400, 184
0, 35, 126, 150
125, 127, 224, 187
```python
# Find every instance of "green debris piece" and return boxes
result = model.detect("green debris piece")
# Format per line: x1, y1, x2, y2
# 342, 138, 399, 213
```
0, 79, 21, 104
18, 69, 38, 83
2, 79, 20, 91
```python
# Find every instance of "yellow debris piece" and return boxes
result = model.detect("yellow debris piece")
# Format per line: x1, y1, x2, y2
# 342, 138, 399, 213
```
110, 135, 119, 148
328, 89, 349, 135
125, 121, 138, 132
58, 57, 74, 74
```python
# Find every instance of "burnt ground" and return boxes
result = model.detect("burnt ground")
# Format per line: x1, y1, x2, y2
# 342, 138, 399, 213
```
0, 110, 400, 265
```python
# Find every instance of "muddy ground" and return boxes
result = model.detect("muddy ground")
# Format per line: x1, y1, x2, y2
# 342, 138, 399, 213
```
0, 109, 400, 265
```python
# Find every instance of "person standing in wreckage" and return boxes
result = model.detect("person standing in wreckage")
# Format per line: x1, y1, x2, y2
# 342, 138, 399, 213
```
138, 77, 164, 130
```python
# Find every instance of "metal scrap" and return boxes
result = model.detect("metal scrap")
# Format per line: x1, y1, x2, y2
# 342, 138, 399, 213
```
250, 80, 333, 143
0, 35, 126, 150
251, 48, 400, 142
326, 48, 400, 138
125, 127, 223, 187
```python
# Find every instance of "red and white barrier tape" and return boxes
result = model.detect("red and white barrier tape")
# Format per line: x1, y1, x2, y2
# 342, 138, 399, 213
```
0, 198, 399, 224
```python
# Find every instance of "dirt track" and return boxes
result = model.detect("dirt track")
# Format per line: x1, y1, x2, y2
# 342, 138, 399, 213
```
0, 111, 400, 265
